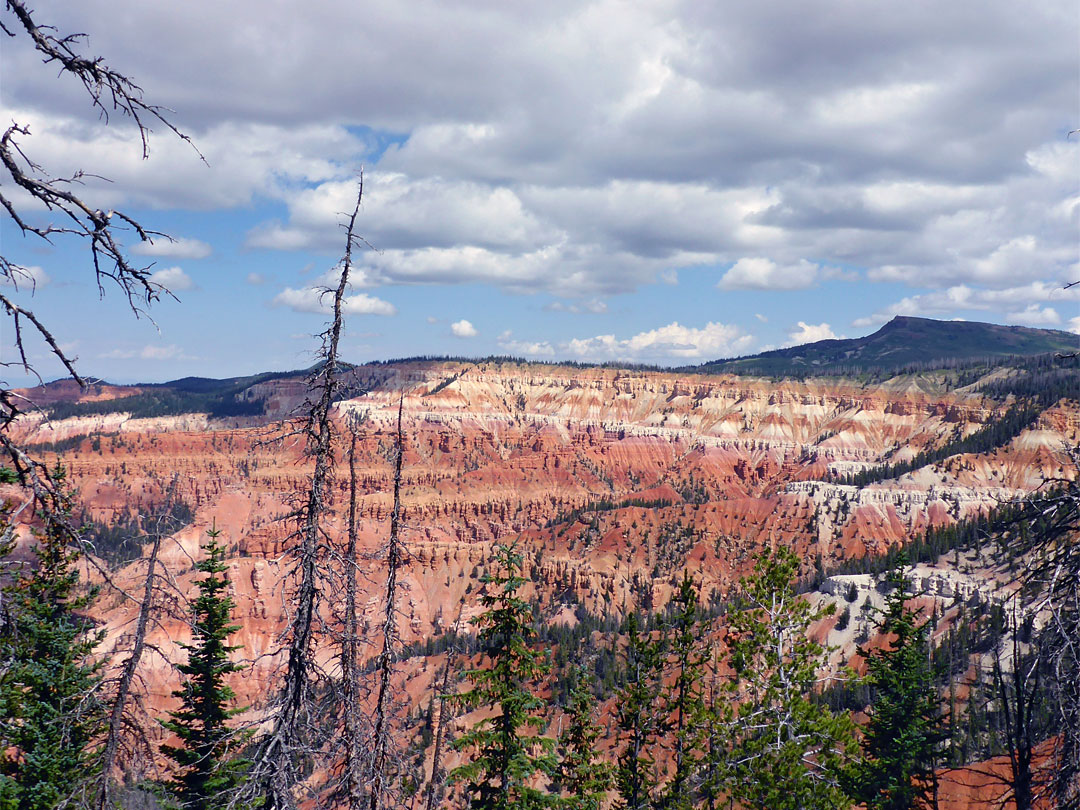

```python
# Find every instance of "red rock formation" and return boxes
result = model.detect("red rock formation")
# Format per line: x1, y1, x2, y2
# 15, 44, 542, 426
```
7, 361, 1075, 805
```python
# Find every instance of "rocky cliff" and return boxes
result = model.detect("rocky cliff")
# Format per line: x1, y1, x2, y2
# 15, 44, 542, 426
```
10, 359, 1078, 805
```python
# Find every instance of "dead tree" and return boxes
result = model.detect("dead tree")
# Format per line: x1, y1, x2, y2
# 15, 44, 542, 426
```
0, 0, 198, 580
245, 183, 367, 810
1, 0, 197, 453
425, 629, 460, 810
960, 597, 1051, 810
991, 603, 1044, 810
339, 413, 367, 809
93, 479, 197, 807
993, 448, 1080, 808
368, 395, 408, 810
0, 12, 199, 771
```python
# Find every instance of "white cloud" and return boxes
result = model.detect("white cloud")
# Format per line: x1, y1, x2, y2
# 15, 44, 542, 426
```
246, 272, 267, 285
566, 321, 753, 361
4, 0, 1075, 324
0, 108, 363, 212
100, 344, 197, 361
754, 313, 768, 322
786, 321, 839, 345
1068, 316, 1080, 335
1004, 304, 1060, 326
131, 237, 212, 259
497, 331, 555, 357
719, 258, 821, 291
0, 265, 50, 291
451, 319, 478, 338
148, 266, 195, 291
853, 282, 1080, 328
272, 287, 396, 316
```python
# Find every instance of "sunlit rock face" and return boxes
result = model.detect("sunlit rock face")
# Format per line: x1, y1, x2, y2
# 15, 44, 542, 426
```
11, 361, 1078, 748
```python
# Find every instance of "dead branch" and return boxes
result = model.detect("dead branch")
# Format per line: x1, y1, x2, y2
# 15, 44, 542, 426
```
245, 181, 366, 810
95, 477, 184, 809
368, 395, 408, 810
340, 414, 366, 809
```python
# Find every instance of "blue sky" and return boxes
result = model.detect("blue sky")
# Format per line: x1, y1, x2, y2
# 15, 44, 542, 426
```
2, 0, 1078, 384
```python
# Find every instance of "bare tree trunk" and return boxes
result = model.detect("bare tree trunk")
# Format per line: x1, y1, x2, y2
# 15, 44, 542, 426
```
96, 478, 181, 810
341, 418, 365, 809
369, 396, 407, 810
425, 643, 457, 810
247, 182, 366, 810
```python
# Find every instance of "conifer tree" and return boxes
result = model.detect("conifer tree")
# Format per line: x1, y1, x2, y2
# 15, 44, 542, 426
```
720, 548, 856, 810
449, 542, 557, 810
848, 560, 946, 810
613, 611, 664, 810
657, 573, 707, 810
161, 524, 250, 810
556, 666, 612, 810
0, 495, 103, 810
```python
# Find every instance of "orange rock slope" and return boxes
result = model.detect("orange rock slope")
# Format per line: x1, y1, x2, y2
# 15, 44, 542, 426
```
11, 360, 1078, 803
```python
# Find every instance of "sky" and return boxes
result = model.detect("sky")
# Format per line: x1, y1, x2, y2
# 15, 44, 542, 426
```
1, 0, 1078, 384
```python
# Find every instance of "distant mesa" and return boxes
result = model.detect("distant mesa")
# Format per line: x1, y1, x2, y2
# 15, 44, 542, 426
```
694, 316, 1078, 377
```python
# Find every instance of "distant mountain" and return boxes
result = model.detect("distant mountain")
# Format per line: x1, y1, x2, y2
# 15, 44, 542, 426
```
22, 318, 1078, 417
694, 316, 1079, 377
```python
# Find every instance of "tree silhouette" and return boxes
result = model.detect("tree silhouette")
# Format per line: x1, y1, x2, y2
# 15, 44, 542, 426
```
0, 481, 103, 810
848, 560, 945, 810
450, 543, 557, 809
161, 523, 250, 810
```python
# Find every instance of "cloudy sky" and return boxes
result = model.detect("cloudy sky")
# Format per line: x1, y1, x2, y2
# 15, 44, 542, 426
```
2, 0, 1077, 382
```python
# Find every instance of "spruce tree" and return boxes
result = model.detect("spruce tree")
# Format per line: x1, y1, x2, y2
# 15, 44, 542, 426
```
449, 542, 557, 810
556, 666, 612, 810
613, 611, 664, 810
161, 524, 250, 810
656, 573, 707, 810
720, 548, 856, 810
848, 560, 946, 810
0, 499, 103, 810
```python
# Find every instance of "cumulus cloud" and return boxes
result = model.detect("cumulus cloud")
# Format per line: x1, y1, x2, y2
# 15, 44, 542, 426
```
0, 108, 363, 212
1004, 304, 1061, 326
4, 0, 1075, 326
272, 287, 396, 316
450, 319, 478, 338
497, 330, 555, 357
566, 321, 753, 361
853, 282, 1080, 328
786, 321, 840, 345
719, 258, 821, 290
131, 237, 212, 259
0, 265, 50, 291
149, 266, 196, 291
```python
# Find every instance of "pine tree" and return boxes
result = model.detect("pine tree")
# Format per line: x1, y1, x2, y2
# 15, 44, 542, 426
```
848, 560, 946, 810
613, 611, 664, 810
656, 573, 707, 810
719, 548, 856, 810
556, 666, 612, 810
0, 498, 104, 810
449, 542, 557, 810
161, 523, 250, 810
